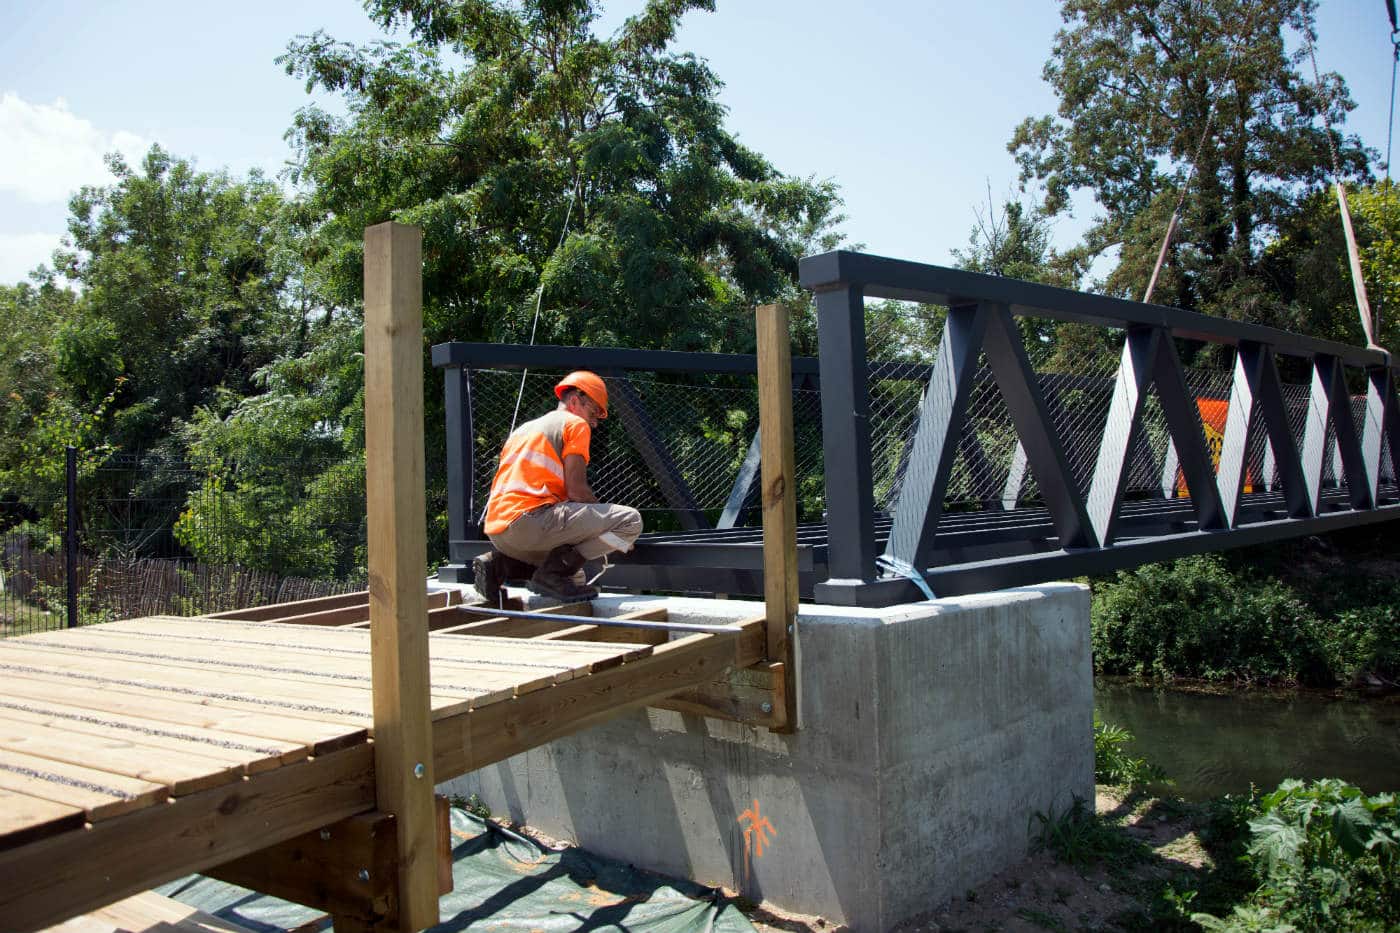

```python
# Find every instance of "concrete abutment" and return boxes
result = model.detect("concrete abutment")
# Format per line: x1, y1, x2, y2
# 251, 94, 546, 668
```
441, 582, 1092, 931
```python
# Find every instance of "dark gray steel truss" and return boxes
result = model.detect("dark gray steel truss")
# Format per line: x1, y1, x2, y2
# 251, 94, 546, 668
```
435, 250, 1400, 607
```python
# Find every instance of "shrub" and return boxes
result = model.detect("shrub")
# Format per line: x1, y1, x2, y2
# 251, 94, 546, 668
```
1091, 554, 1327, 684
1094, 715, 1168, 788
1194, 779, 1400, 931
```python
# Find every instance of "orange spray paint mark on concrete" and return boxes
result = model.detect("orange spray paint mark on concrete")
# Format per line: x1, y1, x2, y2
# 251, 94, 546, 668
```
738, 799, 777, 884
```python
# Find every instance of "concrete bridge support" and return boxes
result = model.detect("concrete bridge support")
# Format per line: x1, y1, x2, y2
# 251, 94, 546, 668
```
442, 582, 1092, 931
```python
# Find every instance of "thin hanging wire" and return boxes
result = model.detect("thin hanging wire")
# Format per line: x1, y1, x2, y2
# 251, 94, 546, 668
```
507, 177, 581, 437
1143, 101, 1217, 303
1383, 13, 1400, 337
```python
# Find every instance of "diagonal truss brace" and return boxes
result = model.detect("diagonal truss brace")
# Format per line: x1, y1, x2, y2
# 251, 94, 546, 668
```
982, 304, 1098, 550
1216, 343, 1310, 523
610, 377, 709, 530
1315, 356, 1374, 510
884, 303, 989, 569
1086, 328, 1227, 545
886, 302, 1097, 570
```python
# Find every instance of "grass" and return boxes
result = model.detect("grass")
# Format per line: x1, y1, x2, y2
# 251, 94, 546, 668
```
0, 596, 63, 636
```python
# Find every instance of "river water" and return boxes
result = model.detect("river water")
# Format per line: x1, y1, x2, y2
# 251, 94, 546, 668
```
1093, 680, 1400, 800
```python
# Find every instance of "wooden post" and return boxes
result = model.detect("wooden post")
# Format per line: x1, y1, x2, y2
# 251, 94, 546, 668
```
363, 222, 438, 931
756, 303, 800, 732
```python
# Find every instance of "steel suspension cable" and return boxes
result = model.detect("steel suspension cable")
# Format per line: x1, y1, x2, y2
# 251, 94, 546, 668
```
1305, 23, 1386, 356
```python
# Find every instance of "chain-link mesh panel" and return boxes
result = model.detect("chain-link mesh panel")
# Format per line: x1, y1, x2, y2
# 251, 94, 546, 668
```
464, 368, 827, 531
854, 300, 1394, 517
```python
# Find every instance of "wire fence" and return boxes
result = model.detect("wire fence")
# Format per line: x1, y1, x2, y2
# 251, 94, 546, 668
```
464, 368, 828, 529
0, 453, 367, 638
863, 301, 1393, 514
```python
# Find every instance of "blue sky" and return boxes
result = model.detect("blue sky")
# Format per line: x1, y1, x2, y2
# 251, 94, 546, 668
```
2, 0, 1395, 286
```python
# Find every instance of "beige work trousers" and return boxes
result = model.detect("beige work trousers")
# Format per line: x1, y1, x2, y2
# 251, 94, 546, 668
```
489, 501, 643, 567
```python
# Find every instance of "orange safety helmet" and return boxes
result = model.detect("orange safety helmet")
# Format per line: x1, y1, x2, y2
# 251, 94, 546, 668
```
555, 370, 608, 417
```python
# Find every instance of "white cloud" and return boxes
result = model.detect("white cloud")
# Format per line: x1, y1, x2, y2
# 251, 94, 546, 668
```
0, 231, 64, 285
0, 92, 149, 204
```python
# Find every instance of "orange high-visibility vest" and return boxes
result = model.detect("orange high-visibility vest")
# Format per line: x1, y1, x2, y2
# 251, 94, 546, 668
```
483, 409, 591, 534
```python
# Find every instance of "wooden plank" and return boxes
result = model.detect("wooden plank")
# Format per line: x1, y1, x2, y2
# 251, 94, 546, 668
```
0, 667, 371, 734
39, 891, 262, 933
0, 642, 382, 721
532, 623, 668, 646
0, 702, 299, 776
0, 786, 85, 850
47, 619, 613, 706
0, 748, 168, 821
1, 672, 364, 755
207, 590, 455, 625
363, 219, 438, 932
0, 743, 376, 932
0, 693, 308, 766
757, 302, 801, 733
7, 628, 506, 705
204, 590, 370, 621
434, 621, 766, 778
0, 714, 240, 796
105, 615, 643, 667
0, 644, 379, 724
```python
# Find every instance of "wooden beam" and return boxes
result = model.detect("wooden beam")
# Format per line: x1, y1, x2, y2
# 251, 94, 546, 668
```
651, 661, 788, 728
756, 303, 800, 732
432, 623, 766, 778
363, 221, 437, 932
207, 797, 453, 928
0, 743, 376, 933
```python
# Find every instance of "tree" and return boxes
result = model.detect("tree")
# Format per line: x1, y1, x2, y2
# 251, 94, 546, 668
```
1010, 0, 1371, 319
278, 0, 841, 352
50, 146, 300, 461
1260, 180, 1400, 357
176, 0, 845, 571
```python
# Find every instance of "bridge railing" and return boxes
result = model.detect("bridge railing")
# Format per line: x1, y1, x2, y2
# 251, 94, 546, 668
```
800, 250, 1400, 606
430, 342, 835, 583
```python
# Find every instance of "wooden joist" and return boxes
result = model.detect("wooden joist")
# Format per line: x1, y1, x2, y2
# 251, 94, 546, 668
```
207, 796, 454, 929
0, 743, 378, 932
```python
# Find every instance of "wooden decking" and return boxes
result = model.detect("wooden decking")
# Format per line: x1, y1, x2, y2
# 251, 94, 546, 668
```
0, 601, 764, 931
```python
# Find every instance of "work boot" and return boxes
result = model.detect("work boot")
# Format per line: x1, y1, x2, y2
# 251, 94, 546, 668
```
528, 544, 599, 601
472, 550, 507, 604
498, 553, 537, 584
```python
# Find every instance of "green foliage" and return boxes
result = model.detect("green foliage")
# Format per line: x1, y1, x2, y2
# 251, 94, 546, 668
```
1012, 0, 1371, 313
172, 0, 846, 572
0, 282, 77, 482
1094, 715, 1169, 788
50, 146, 299, 461
448, 792, 492, 820
1091, 554, 1328, 684
1194, 779, 1400, 931
279, 0, 841, 351
1031, 795, 1146, 870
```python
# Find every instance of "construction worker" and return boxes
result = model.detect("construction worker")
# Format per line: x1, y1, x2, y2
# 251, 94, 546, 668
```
473, 371, 643, 602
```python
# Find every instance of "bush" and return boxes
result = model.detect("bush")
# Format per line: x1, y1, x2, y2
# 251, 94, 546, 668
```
1091, 554, 1327, 684
1194, 779, 1400, 931
1094, 715, 1168, 787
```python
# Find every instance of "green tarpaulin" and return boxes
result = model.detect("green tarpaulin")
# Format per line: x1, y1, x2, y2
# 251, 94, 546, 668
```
158, 808, 756, 932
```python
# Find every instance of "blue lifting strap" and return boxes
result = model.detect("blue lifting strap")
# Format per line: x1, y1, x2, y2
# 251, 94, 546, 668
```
876, 554, 937, 601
